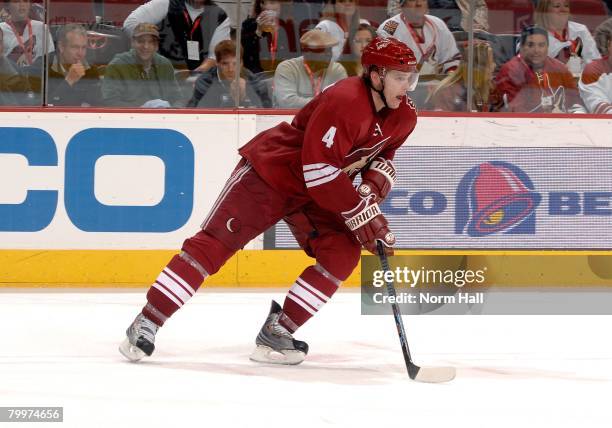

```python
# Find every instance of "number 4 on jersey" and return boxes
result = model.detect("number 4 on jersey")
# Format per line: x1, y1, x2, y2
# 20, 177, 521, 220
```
322, 126, 337, 148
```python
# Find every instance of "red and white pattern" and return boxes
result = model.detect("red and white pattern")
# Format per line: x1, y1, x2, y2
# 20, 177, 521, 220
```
281, 265, 341, 332
303, 163, 341, 189
152, 268, 196, 307
287, 277, 330, 315
143, 253, 206, 326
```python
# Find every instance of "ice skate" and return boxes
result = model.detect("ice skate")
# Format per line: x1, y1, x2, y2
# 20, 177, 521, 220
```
250, 300, 309, 365
118, 313, 159, 362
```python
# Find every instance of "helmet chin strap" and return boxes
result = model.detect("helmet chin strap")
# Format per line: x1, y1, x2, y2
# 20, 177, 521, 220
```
365, 67, 389, 109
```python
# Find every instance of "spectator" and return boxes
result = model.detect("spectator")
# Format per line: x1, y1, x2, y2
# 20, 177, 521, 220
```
102, 23, 183, 108
534, 0, 601, 75
0, 0, 54, 67
241, 0, 301, 74
315, 0, 369, 63
387, 0, 489, 32
187, 39, 271, 107
0, 26, 34, 105
46, 24, 102, 107
378, 0, 461, 74
273, 29, 347, 107
579, 17, 612, 113
427, 40, 496, 111
344, 23, 375, 76
123, 0, 231, 72
494, 26, 583, 113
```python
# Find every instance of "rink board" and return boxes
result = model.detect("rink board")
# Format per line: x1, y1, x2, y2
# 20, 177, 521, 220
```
0, 111, 611, 286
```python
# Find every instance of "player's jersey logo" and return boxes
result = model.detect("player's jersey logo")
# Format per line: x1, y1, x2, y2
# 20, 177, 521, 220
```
342, 137, 390, 175
406, 97, 417, 111
455, 161, 541, 237
373, 123, 383, 137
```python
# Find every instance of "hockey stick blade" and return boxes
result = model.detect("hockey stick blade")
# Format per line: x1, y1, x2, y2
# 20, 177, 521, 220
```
411, 365, 456, 383
376, 241, 456, 383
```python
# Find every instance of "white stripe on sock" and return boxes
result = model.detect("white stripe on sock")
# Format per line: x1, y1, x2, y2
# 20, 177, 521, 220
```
164, 268, 196, 296
287, 292, 317, 315
296, 277, 330, 302
157, 271, 192, 303
289, 281, 325, 311
152, 282, 183, 307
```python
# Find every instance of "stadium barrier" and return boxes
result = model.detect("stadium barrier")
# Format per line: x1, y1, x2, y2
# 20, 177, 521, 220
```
0, 110, 610, 286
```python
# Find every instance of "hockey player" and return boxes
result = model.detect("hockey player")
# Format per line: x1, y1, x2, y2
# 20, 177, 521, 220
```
119, 36, 419, 365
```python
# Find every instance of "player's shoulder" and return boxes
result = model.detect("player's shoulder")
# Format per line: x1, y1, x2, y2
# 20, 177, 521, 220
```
397, 96, 418, 121
581, 57, 611, 85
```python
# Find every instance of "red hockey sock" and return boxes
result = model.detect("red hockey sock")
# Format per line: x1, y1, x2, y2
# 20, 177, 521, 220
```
142, 253, 207, 326
280, 265, 341, 333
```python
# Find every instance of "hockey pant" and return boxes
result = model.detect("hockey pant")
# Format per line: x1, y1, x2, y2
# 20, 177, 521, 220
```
143, 159, 361, 332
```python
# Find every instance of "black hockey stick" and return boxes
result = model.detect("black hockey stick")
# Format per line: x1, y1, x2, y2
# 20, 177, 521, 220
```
376, 241, 456, 383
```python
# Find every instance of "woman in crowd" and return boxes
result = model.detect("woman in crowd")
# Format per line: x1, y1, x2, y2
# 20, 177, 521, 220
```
534, 0, 600, 75
427, 40, 496, 111
315, 0, 370, 63
344, 23, 375, 76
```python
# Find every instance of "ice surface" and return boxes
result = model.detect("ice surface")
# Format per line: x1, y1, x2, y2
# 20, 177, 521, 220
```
1, 289, 610, 428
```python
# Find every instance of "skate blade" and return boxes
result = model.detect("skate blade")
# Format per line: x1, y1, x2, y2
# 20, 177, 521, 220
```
118, 338, 146, 362
249, 345, 305, 365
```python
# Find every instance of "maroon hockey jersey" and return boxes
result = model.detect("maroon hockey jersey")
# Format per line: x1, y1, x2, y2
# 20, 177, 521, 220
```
239, 76, 418, 215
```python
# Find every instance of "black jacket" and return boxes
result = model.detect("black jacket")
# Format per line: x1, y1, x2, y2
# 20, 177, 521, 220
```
187, 66, 271, 108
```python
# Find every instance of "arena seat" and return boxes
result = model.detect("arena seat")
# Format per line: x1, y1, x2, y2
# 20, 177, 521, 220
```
485, 0, 534, 33
570, 0, 608, 33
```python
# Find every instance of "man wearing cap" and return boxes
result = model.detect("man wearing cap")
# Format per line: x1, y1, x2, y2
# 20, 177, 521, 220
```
123, 0, 230, 72
273, 29, 347, 108
120, 37, 422, 366
102, 23, 182, 108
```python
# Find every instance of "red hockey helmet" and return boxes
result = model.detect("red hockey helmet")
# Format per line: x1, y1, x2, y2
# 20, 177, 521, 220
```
361, 36, 418, 74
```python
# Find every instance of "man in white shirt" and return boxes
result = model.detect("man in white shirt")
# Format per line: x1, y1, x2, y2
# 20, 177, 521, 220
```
579, 18, 612, 114
0, 0, 54, 67
378, 0, 460, 74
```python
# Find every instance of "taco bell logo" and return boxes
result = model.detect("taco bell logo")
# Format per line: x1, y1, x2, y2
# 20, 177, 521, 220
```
455, 161, 542, 237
